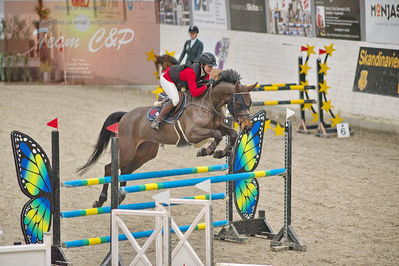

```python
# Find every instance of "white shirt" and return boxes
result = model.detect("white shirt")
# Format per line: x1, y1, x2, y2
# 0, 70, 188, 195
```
190, 38, 197, 48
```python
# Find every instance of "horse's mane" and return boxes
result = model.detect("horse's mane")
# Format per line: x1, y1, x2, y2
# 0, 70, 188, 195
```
167, 55, 178, 65
214, 69, 241, 86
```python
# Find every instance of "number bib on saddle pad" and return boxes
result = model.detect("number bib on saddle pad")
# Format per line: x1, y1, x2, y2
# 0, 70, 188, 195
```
146, 93, 188, 124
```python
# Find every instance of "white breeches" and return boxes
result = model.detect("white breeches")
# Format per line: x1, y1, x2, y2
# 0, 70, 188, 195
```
160, 73, 180, 106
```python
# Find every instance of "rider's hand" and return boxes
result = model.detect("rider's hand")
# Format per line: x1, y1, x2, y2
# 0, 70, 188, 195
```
197, 80, 207, 87
207, 79, 215, 88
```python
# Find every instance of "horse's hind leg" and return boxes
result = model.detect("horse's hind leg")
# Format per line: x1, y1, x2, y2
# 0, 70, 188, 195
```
92, 163, 112, 207
118, 142, 160, 205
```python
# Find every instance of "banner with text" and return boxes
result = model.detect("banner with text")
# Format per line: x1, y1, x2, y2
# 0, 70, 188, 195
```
365, 0, 399, 44
315, 0, 361, 40
353, 47, 399, 97
229, 0, 267, 33
4, 0, 159, 85
191, 0, 228, 30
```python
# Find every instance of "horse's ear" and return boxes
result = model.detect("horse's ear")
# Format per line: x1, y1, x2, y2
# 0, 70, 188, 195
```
246, 82, 258, 92
235, 81, 240, 92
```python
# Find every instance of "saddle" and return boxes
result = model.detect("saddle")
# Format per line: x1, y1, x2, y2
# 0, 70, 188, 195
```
146, 92, 188, 124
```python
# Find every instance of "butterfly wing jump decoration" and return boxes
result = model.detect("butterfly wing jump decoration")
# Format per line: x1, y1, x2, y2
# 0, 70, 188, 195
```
231, 110, 266, 220
11, 131, 53, 244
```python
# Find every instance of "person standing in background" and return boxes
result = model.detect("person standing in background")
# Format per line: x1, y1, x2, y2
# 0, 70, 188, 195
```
178, 26, 204, 65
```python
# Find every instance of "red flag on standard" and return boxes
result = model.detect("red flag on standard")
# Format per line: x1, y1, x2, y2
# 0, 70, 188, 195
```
301, 46, 308, 51
319, 49, 327, 55
106, 123, 119, 134
47, 118, 58, 129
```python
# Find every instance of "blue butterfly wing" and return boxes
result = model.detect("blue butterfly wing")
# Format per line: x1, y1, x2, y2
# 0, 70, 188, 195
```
231, 111, 266, 220
11, 131, 53, 244
21, 198, 52, 244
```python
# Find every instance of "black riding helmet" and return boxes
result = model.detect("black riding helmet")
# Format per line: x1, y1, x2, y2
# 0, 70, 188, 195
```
188, 25, 199, 33
197, 52, 217, 67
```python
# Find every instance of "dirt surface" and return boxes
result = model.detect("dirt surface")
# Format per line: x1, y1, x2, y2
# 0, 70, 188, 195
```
1, 85, 398, 265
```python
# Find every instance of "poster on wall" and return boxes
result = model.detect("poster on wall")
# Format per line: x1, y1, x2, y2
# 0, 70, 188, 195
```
200, 36, 230, 69
229, 0, 267, 33
160, 0, 190, 25
267, 0, 312, 36
191, 0, 228, 30
3, 0, 159, 85
314, 0, 361, 40
365, 0, 399, 44
353, 47, 399, 97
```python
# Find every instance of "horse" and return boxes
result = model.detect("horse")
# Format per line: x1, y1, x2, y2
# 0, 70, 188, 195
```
77, 69, 257, 207
154, 54, 178, 79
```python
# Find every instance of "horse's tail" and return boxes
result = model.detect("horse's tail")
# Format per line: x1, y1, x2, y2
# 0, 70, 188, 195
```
77, 111, 127, 175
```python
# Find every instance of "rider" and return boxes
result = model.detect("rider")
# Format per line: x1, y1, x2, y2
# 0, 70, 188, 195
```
151, 52, 217, 131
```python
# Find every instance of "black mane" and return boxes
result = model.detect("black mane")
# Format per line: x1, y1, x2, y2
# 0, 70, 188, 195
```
214, 69, 241, 86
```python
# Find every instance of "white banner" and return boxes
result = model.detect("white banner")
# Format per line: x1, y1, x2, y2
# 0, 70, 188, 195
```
191, 0, 228, 30
365, 0, 399, 44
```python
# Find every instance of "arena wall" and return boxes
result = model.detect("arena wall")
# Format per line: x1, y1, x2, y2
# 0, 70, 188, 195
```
160, 24, 399, 133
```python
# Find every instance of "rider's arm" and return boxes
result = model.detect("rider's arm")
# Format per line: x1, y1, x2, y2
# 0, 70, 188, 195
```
181, 68, 207, 97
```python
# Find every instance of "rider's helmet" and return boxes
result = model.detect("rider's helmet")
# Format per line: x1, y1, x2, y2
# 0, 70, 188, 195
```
188, 25, 199, 33
197, 52, 217, 67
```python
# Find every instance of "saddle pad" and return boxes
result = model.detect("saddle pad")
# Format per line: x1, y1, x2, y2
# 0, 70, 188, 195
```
146, 93, 188, 124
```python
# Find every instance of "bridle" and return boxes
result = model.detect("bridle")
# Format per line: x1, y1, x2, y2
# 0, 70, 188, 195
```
188, 83, 251, 123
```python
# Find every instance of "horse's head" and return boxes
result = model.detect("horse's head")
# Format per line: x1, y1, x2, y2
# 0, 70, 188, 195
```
211, 69, 257, 132
154, 54, 178, 79
227, 81, 257, 132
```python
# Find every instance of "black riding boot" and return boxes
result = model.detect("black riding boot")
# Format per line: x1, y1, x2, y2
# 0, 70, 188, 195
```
151, 101, 175, 131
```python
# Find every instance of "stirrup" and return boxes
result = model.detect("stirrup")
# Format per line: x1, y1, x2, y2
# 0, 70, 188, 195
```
151, 119, 161, 131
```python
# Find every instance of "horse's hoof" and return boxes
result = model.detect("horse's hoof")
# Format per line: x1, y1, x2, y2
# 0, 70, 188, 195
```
118, 191, 126, 204
92, 200, 103, 208
213, 150, 225, 159
197, 148, 206, 157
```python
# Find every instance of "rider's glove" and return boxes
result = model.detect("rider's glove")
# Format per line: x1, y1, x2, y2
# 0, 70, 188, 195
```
206, 79, 215, 88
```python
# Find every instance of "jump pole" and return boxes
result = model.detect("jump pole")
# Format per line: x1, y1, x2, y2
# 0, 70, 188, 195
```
62, 164, 229, 188
50, 130, 68, 265
270, 120, 306, 251
101, 132, 121, 265
120, 169, 286, 194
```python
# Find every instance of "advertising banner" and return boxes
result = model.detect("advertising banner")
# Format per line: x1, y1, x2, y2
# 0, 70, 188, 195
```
160, 0, 190, 26
229, 0, 267, 33
267, 0, 312, 36
353, 47, 399, 97
4, 0, 159, 85
191, 0, 228, 30
315, 0, 361, 40
365, 0, 399, 44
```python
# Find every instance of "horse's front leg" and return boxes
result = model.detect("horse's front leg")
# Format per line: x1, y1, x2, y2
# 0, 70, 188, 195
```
194, 128, 223, 157
213, 126, 238, 159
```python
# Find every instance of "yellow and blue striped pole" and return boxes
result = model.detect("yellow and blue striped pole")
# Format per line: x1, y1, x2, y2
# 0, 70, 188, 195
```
62, 164, 228, 188
62, 220, 229, 248
252, 99, 316, 106
121, 169, 286, 194
253, 84, 315, 91
60, 193, 225, 218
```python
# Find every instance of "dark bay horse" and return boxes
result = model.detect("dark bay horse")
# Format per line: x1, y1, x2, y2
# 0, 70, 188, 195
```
78, 70, 257, 207
154, 54, 178, 78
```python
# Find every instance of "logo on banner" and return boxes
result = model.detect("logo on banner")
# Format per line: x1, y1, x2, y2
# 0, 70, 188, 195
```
358, 70, 368, 91
370, 3, 399, 20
